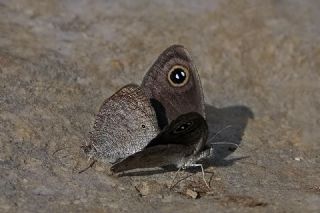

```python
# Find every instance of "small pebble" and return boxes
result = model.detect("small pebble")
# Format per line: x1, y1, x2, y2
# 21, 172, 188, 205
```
135, 181, 163, 196
294, 157, 302, 161
94, 164, 106, 172
186, 189, 199, 199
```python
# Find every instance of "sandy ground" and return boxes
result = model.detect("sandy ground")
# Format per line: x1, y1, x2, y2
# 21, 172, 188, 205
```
0, 0, 319, 212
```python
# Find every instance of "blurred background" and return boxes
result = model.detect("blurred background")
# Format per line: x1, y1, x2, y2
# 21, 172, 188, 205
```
1, 1, 319, 212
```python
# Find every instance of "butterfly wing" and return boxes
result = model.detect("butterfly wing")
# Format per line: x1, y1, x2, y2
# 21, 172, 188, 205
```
141, 45, 205, 124
145, 112, 208, 149
89, 84, 160, 163
111, 112, 208, 173
110, 144, 193, 173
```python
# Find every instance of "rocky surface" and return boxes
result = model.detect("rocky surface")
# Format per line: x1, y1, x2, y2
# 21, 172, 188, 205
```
1, 0, 319, 212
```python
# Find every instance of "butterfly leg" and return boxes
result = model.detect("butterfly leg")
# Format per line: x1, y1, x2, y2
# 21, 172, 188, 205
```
169, 166, 183, 189
187, 163, 210, 189
78, 159, 97, 174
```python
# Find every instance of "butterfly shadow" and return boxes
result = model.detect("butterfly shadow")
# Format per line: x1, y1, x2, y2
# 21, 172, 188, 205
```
116, 104, 253, 177
204, 104, 254, 168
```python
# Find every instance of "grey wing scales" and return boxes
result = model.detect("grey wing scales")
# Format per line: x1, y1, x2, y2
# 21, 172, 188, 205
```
90, 84, 160, 163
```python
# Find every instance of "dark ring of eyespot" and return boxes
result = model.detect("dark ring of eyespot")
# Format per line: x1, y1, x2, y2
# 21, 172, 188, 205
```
167, 65, 190, 87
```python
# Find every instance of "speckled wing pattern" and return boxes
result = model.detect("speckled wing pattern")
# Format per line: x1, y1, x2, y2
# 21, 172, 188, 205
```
89, 84, 160, 163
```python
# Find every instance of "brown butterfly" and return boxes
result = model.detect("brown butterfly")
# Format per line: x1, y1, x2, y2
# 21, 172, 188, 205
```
88, 45, 209, 171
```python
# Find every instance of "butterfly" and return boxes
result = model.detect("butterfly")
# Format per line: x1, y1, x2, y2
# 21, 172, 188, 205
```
87, 45, 213, 173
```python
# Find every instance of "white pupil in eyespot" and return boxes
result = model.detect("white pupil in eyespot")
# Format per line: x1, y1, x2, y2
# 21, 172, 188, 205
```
175, 72, 185, 80
176, 122, 192, 132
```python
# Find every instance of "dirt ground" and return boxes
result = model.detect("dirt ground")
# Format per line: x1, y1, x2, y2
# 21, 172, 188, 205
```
0, 0, 319, 212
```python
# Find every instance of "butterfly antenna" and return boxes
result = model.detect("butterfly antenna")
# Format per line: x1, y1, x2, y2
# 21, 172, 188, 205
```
207, 125, 240, 149
211, 141, 240, 149
207, 125, 232, 143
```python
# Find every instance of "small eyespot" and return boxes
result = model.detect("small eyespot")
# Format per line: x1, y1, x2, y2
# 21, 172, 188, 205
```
141, 124, 146, 128
167, 65, 190, 87
174, 121, 193, 133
